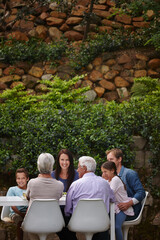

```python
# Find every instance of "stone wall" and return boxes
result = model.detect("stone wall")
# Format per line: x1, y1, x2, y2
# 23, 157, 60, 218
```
0, 0, 156, 41
0, 0, 160, 101
0, 49, 160, 102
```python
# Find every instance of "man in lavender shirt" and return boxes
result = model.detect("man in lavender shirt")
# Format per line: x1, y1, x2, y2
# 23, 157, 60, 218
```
65, 156, 115, 240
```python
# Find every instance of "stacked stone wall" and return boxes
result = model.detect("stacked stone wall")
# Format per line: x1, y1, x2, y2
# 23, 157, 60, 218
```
0, 0, 160, 101
0, 48, 160, 102
0, 0, 156, 42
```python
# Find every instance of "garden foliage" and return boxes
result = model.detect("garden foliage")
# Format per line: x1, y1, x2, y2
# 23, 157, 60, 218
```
0, 76, 159, 196
0, 38, 67, 64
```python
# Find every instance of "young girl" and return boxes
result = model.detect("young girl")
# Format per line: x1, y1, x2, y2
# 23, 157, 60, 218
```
101, 161, 134, 240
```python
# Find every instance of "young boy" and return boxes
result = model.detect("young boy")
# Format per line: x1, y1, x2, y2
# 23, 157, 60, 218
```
6, 168, 29, 240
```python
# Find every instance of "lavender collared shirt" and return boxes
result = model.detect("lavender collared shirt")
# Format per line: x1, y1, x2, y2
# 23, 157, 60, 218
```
65, 172, 115, 216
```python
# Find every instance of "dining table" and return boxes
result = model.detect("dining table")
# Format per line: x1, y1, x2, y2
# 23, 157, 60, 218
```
0, 195, 66, 206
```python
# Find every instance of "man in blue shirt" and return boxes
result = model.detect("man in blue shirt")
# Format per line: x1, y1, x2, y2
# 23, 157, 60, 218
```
106, 148, 145, 220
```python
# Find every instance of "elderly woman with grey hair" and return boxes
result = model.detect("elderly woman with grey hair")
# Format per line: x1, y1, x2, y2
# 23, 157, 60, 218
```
26, 153, 64, 208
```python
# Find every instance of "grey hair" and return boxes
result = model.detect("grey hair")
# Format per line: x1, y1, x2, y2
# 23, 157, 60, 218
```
79, 156, 96, 172
37, 153, 55, 174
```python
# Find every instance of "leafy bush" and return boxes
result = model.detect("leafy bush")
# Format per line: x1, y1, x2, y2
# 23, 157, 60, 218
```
0, 38, 67, 64
0, 75, 160, 196
116, 0, 160, 17
0, 101, 135, 175
69, 29, 152, 70
131, 77, 160, 98
145, 30, 160, 51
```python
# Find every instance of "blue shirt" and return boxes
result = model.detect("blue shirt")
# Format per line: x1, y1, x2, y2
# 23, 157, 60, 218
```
6, 186, 28, 216
51, 169, 79, 192
65, 172, 115, 216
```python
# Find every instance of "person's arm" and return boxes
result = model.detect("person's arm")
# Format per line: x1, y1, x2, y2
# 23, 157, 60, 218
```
74, 170, 79, 181
11, 206, 25, 217
7, 187, 26, 216
118, 200, 133, 211
126, 170, 145, 202
64, 183, 75, 216
51, 170, 55, 179
108, 178, 117, 203
26, 180, 31, 200
118, 170, 145, 211
6, 187, 13, 196
110, 176, 133, 211
109, 186, 116, 203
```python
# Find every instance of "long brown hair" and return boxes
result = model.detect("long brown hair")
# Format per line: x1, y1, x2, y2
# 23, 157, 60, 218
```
55, 149, 75, 191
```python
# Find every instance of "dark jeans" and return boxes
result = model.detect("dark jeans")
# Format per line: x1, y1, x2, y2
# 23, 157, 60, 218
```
126, 215, 137, 221
92, 231, 109, 240
126, 203, 141, 221
56, 206, 78, 240
57, 226, 77, 240
57, 227, 109, 240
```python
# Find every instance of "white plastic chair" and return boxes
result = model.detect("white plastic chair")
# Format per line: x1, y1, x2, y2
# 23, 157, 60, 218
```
1, 206, 13, 223
21, 199, 65, 240
122, 191, 149, 240
67, 198, 110, 240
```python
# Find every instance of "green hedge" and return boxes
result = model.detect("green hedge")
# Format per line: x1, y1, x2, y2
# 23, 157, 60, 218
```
0, 76, 160, 196
0, 38, 67, 64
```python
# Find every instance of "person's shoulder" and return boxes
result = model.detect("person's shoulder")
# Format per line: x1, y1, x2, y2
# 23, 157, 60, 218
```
7, 186, 19, 196
54, 179, 63, 190
51, 170, 55, 178
123, 166, 139, 180
28, 177, 37, 185
8, 186, 17, 190
74, 169, 79, 180
112, 175, 121, 183
66, 177, 80, 192
7, 186, 17, 192
71, 177, 83, 186
96, 175, 109, 184
123, 166, 137, 175
56, 179, 64, 186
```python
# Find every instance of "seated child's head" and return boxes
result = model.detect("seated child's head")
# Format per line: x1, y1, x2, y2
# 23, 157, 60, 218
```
16, 168, 29, 190
101, 161, 117, 181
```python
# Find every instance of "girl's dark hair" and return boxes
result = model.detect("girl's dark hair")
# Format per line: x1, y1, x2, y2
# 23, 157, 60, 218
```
101, 161, 117, 175
55, 149, 75, 191
101, 161, 126, 190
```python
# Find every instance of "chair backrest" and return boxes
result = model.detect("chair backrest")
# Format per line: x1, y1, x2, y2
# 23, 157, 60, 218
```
1, 206, 13, 223
123, 191, 149, 225
68, 198, 110, 233
21, 199, 65, 234
1, 206, 10, 220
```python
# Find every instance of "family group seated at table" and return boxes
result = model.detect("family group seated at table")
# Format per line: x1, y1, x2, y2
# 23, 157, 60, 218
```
5, 148, 145, 240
